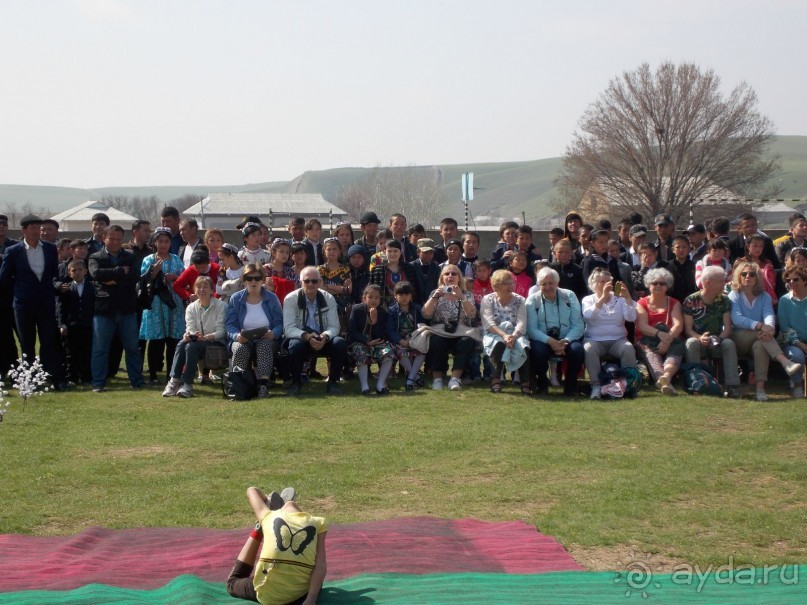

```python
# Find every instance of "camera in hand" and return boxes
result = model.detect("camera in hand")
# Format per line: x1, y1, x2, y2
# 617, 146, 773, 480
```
441, 286, 453, 294
444, 319, 458, 334
547, 326, 561, 339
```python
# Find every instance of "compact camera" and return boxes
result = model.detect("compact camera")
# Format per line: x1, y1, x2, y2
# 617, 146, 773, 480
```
547, 327, 561, 339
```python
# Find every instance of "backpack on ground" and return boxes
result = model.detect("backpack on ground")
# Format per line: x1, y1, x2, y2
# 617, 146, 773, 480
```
680, 363, 723, 396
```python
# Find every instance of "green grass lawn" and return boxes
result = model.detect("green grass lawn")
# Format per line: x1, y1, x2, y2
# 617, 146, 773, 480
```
1, 377, 805, 571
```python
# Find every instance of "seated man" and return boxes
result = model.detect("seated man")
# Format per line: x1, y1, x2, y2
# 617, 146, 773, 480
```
682, 265, 741, 398
282, 266, 348, 395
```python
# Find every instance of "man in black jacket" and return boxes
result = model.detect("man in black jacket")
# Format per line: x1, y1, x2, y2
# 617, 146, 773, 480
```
88, 225, 145, 392
0, 213, 19, 376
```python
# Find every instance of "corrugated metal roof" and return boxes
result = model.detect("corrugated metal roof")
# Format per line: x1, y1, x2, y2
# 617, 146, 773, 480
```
50, 201, 140, 222
184, 193, 347, 215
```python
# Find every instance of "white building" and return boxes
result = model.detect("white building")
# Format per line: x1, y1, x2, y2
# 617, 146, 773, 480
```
50, 201, 140, 232
184, 193, 348, 229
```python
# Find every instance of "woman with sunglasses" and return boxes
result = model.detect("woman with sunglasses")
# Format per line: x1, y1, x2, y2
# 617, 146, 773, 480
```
635, 268, 684, 395
778, 265, 807, 397
225, 263, 284, 398
729, 262, 803, 401
421, 264, 478, 391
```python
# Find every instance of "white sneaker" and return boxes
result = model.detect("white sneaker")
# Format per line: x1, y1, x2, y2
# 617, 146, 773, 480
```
176, 384, 194, 398
784, 361, 804, 377
432, 378, 444, 390
162, 379, 181, 397
590, 386, 602, 400
448, 377, 462, 391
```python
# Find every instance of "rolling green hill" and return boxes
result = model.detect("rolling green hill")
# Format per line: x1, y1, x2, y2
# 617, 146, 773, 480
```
2, 136, 805, 225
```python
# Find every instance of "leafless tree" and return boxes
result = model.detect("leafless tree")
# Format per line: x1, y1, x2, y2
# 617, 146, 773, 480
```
102, 194, 163, 224
167, 193, 203, 215
335, 166, 445, 227
556, 62, 781, 223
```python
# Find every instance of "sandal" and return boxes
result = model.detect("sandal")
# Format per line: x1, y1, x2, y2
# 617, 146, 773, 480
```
490, 382, 502, 393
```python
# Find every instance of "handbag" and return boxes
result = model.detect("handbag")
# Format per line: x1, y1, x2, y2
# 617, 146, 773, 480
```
222, 366, 258, 401
204, 342, 229, 370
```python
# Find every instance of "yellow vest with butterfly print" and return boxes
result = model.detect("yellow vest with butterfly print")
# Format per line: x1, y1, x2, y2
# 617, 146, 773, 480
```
253, 510, 328, 605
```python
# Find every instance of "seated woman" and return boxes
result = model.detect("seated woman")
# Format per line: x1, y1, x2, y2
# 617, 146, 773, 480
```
227, 486, 327, 605
481, 269, 533, 395
348, 284, 396, 395
777, 265, 807, 397
582, 267, 638, 400
387, 281, 426, 391
635, 268, 684, 395
526, 266, 585, 395
729, 261, 803, 401
163, 276, 227, 398
682, 265, 741, 398
421, 264, 478, 391
225, 263, 284, 399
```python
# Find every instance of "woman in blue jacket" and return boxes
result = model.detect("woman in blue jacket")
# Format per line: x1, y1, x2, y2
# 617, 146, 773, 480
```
225, 263, 284, 398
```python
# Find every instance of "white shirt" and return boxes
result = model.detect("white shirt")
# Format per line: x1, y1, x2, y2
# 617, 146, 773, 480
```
24, 239, 45, 281
242, 301, 269, 331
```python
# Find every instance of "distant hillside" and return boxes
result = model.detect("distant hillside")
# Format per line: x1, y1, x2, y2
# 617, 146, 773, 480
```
2, 136, 805, 226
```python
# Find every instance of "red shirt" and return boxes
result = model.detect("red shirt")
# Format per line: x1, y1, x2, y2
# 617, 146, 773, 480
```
173, 262, 221, 300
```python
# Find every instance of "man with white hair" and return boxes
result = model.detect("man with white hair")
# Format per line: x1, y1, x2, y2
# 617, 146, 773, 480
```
282, 266, 348, 395
682, 264, 741, 398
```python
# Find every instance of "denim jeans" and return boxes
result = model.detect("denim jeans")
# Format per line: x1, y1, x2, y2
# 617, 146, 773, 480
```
785, 345, 806, 386
92, 313, 144, 388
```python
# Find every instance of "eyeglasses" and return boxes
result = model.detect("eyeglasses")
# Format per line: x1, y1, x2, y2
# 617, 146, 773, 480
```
741, 272, 757, 277
243, 275, 263, 282
302, 279, 320, 284
650, 282, 668, 287
785, 278, 802, 283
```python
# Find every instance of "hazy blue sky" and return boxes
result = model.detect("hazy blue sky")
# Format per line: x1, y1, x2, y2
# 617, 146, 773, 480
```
0, 0, 804, 188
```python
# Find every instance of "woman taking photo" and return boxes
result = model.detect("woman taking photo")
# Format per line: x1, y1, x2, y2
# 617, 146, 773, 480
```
421, 264, 478, 391
582, 267, 638, 399
481, 269, 532, 395
140, 227, 186, 385
163, 276, 227, 398
225, 263, 284, 399
729, 261, 802, 401
635, 268, 684, 395
526, 266, 585, 395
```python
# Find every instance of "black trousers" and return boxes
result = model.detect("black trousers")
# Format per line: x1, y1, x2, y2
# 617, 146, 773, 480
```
426, 335, 475, 373
66, 326, 93, 383
14, 305, 64, 383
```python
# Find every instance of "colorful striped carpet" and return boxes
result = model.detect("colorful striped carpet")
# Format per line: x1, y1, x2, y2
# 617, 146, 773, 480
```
1, 518, 804, 604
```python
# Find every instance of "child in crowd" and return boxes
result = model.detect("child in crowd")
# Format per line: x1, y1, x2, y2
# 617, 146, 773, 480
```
204, 228, 225, 265
460, 232, 481, 280
217, 243, 244, 302
56, 239, 90, 288
369, 228, 393, 270
516, 225, 542, 264
347, 245, 371, 311
57, 260, 95, 385
407, 223, 426, 246
413, 238, 440, 303
490, 221, 519, 265
239, 223, 271, 266
387, 281, 426, 391
695, 239, 731, 287
468, 259, 494, 382
440, 239, 464, 270
333, 221, 355, 262
289, 243, 308, 287
319, 237, 352, 334
348, 284, 396, 395
370, 239, 420, 309
304, 219, 323, 266
509, 250, 534, 298
173, 249, 220, 303
547, 228, 564, 262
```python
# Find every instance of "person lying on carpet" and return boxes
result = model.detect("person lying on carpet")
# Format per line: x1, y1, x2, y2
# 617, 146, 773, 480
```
227, 486, 328, 605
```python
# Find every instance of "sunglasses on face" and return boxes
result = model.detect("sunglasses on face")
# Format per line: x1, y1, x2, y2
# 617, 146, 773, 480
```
650, 282, 667, 287
741, 272, 757, 277
243, 275, 263, 282
443, 272, 459, 277
302, 279, 320, 285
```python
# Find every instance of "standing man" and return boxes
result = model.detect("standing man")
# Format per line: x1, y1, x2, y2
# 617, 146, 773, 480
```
160, 206, 183, 255
40, 218, 60, 244
85, 213, 110, 255
389, 213, 418, 262
282, 267, 347, 396
686, 224, 708, 263
652, 213, 675, 263
178, 218, 202, 267
88, 225, 145, 392
0, 215, 66, 389
0, 213, 20, 376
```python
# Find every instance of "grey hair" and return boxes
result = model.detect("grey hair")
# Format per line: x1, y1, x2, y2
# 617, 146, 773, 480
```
700, 265, 726, 285
587, 267, 612, 291
643, 267, 674, 289
536, 266, 560, 285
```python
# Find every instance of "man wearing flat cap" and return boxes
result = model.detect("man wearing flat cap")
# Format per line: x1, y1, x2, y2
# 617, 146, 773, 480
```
355, 211, 382, 255
0, 215, 66, 389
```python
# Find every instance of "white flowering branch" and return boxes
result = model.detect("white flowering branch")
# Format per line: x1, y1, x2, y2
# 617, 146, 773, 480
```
2, 355, 50, 422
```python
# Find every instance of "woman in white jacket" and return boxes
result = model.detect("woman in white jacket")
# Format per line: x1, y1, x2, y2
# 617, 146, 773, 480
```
582, 267, 638, 399
163, 276, 227, 398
